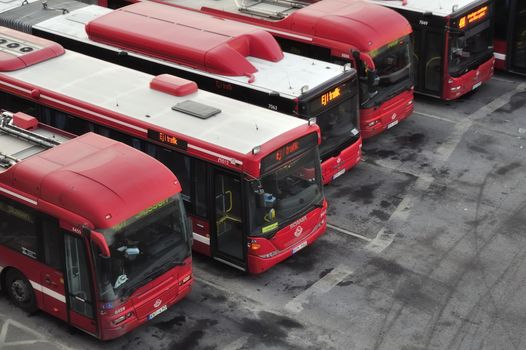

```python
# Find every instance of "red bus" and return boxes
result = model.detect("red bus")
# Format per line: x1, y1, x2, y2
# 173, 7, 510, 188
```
368, 0, 495, 100
0, 27, 327, 275
0, 110, 192, 339
494, 0, 526, 75
0, 0, 361, 184
97, 0, 415, 139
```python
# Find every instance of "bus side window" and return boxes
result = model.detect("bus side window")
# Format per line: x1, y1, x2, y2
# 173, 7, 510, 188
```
194, 159, 208, 218
156, 147, 191, 203
0, 199, 39, 260
424, 31, 443, 94
40, 216, 63, 270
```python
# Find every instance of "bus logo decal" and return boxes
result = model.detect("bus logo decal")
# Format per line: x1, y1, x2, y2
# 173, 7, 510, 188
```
154, 299, 162, 308
294, 226, 303, 237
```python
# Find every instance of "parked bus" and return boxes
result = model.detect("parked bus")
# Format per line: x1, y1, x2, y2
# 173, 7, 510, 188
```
0, 27, 327, 274
367, 0, 495, 100
0, 110, 192, 339
494, 0, 526, 75
0, 0, 360, 184
96, 0, 415, 139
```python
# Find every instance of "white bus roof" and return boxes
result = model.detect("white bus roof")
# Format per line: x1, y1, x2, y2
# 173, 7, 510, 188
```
367, 0, 486, 17
0, 31, 308, 156
24, 3, 351, 99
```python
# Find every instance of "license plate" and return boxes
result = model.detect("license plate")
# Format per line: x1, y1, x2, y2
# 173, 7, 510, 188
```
387, 120, 399, 129
472, 81, 482, 90
148, 305, 167, 320
333, 168, 345, 180
292, 241, 307, 254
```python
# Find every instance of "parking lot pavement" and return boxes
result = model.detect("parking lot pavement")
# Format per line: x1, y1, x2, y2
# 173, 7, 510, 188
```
1, 72, 525, 349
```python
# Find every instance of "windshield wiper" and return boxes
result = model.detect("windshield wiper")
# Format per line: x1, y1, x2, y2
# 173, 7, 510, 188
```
119, 259, 186, 299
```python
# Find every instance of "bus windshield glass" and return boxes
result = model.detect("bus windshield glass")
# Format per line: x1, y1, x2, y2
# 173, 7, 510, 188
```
449, 20, 493, 77
367, 35, 412, 107
248, 146, 323, 236
316, 94, 359, 159
92, 194, 191, 302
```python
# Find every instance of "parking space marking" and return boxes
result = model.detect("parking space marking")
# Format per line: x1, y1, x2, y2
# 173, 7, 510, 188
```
413, 110, 456, 124
0, 316, 75, 350
222, 336, 249, 350
327, 223, 372, 242
285, 264, 353, 313
436, 83, 526, 162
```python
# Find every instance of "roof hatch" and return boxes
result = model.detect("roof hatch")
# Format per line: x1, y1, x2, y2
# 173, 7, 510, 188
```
172, 100, 221, 119
0, 27, 64, 72
85, 2, 284, 77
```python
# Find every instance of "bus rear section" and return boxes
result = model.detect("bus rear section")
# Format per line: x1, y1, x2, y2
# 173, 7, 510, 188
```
0, 27, 327, 274
494, 0, 526, 75
369, 0, 495, 100
0, 110, 192, 340
95, 0, 415, 139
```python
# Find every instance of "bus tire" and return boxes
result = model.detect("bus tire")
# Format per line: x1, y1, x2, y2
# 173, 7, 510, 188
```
5, 269, 37, 314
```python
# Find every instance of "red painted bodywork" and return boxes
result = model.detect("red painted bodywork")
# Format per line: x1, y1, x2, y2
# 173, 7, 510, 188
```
150, 74, 198, 96
442, 57, 495, 100
247, 200, 327, 274
97, 257, 192, 340
86, 2, 283, 76
494, 39, 507, 71
360, 89, 414, 139
321, 135, 361, 184
0, 27, 64, 71
0, 125, 191, 339
122, 0, 414, 136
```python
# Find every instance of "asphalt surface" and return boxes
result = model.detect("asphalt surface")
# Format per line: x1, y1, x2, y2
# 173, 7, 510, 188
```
0, 72, 525, 350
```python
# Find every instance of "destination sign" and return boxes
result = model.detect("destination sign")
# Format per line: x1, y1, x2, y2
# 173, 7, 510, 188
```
261, 133, 318, 173
148, 130, 188, 151
458, 6, 489, 29
306, 81, 354, 115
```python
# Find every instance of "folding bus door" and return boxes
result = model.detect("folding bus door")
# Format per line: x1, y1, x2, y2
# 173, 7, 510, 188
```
211, 169, 247, 271
510, 0, 526, 73
64, 234, 97, 335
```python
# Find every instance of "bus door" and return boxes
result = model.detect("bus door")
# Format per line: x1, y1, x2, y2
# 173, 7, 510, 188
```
211, 169, 247, 271
510, 0, 526, 73
39, 216, 67, 322
64, 234, 97, 335
413, 24, 445, 97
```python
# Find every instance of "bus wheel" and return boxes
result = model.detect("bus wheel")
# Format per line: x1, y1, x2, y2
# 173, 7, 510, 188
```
5, 269, 37, 313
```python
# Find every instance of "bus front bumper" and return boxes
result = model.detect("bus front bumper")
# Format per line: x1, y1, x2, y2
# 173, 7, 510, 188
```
360, 89, 414, 139
443, 57, 495, 100
321, 136, 362, 184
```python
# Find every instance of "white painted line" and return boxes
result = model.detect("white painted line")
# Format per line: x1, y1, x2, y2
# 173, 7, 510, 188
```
413, 110, 456, 124
435, 83, 526, 162
493, 52, 506, 61
326, 223, 372, 242
285, 264, 353, 313
222, 336, 249, 350
192, 232, 210, 245
0, 316, 76, 350
29, 280, 66, 303
362, 157, 435, 185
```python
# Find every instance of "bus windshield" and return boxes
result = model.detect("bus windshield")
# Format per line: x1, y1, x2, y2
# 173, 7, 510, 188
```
449, 21, 493, 77
367, 35, 412, 107
316, 95, 360, 160
247, 146, 323, 236
92, 194, 191, 302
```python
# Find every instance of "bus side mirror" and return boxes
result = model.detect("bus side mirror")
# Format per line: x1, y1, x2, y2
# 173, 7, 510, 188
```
368, 69, 380, 88
90, 230, 111, 258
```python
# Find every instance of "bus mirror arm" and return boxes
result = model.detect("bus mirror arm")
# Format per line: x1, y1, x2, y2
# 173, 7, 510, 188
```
88, 229, 111, 258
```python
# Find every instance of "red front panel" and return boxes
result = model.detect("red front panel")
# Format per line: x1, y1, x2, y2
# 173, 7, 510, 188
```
442, 57, 495, 100
97, 258, 192, 340
321, 136, 362, 184
359, 89, 414, 139
246, 200, 327, 274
